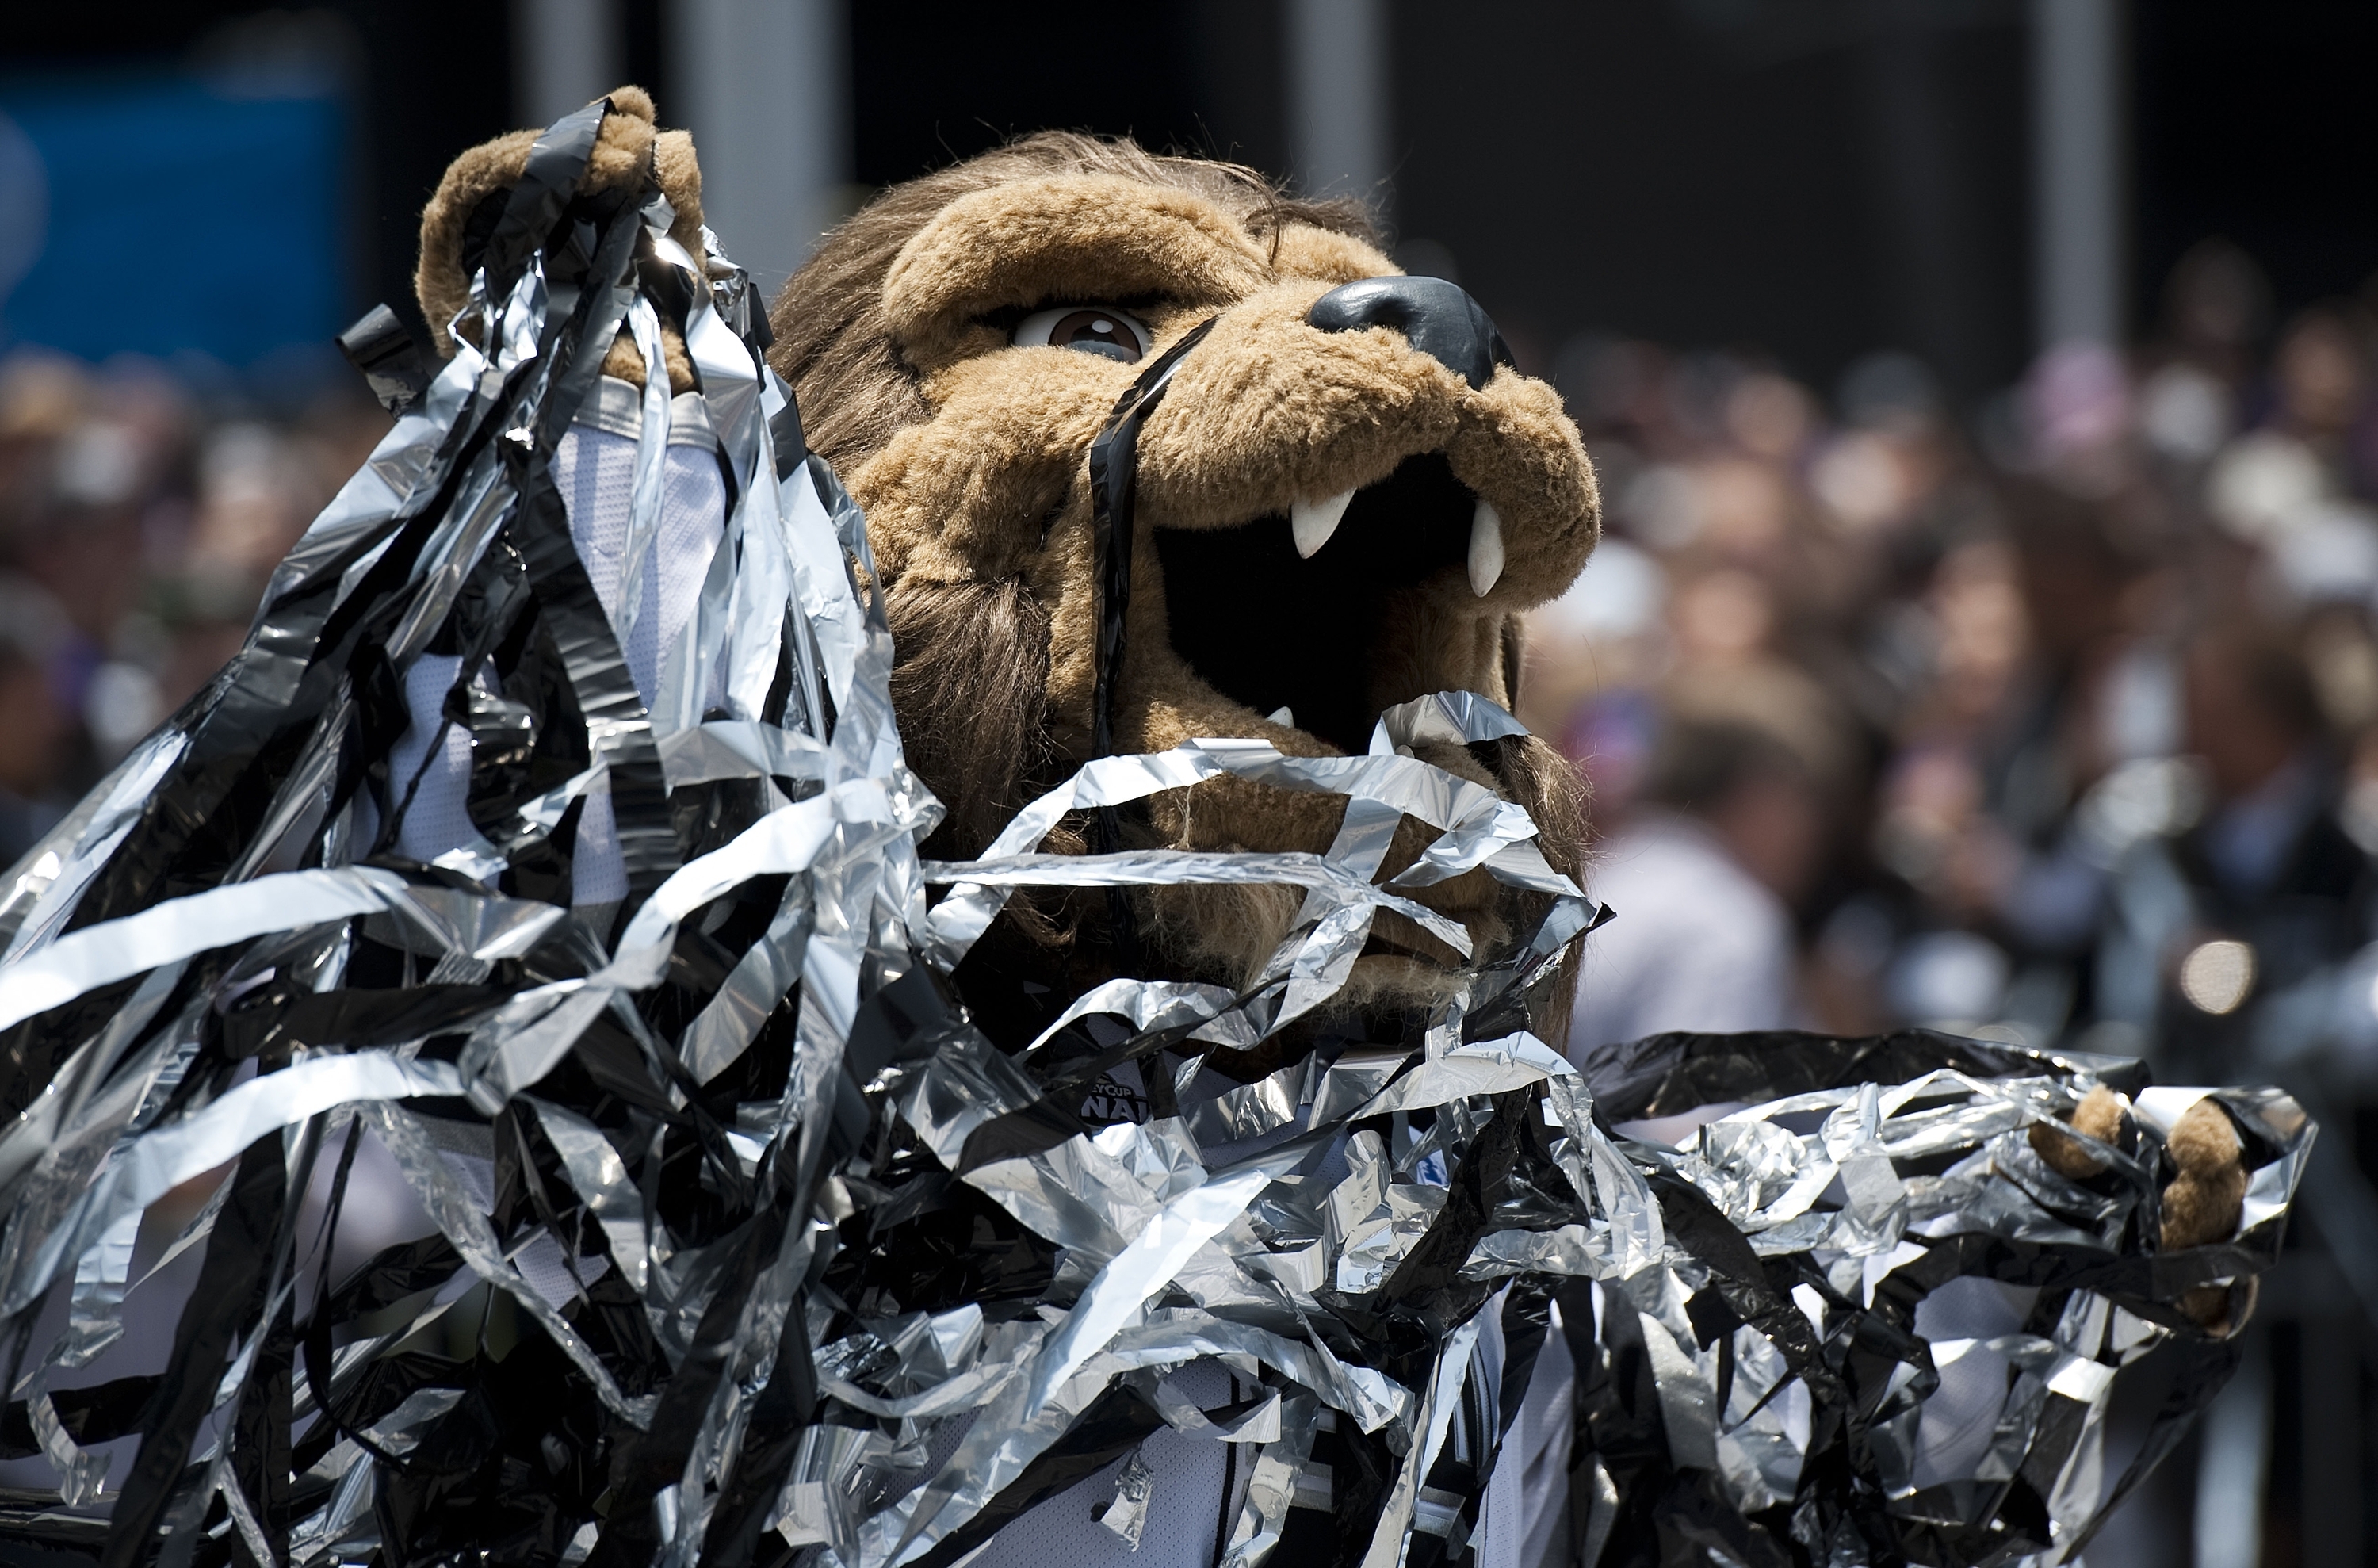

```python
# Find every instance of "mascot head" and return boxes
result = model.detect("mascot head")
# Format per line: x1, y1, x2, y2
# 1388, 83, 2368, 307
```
767, 133, 1600, 1027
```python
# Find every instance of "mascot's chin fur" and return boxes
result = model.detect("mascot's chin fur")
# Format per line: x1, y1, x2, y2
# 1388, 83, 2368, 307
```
422, 95, 1599, 1043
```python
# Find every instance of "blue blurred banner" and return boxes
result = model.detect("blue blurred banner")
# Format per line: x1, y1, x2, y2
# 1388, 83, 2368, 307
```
0, 73, 344, 367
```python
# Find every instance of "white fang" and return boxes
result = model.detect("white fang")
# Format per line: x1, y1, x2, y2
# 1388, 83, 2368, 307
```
1468, 498, 1504, 595
1291, 488, 1354, 557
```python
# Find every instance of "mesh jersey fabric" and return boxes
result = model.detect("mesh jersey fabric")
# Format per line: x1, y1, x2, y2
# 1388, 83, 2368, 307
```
384, 383, 728, 905
388, 652, 480, 868
1479, 1301, 1577, 1568
965, 1360, 1241, 1568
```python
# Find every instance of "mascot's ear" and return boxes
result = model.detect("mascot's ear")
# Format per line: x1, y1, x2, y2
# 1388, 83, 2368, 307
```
414, 85, 706, 366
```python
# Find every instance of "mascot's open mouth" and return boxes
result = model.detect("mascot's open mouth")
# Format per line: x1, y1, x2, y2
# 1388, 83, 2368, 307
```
1153, 450, 1486, 755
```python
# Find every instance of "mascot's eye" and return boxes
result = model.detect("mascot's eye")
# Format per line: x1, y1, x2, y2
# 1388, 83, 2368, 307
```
1012, 306, 1151, 363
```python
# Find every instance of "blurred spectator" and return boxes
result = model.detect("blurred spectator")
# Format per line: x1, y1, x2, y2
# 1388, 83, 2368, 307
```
1535, 243, 2378, 1081
2162, 239, 2273, 392
0, 346, 377, 840
1569, 710, 1827, 1051
2124, 625, 2377, 1077
1533, 271, 2378, 1568
0, 574, 67, 862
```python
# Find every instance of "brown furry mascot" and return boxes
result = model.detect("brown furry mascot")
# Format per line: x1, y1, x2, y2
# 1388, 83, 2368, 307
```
0, 88, 2296, 1568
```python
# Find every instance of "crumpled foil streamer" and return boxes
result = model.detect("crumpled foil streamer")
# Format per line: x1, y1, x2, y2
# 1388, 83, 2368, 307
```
0, 94, 2301, 1568
1531, 1030, 2310, 1568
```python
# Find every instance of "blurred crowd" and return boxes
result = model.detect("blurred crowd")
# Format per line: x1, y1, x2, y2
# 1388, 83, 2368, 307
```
1531, 239, 2378, 1103
8, 238, 2378, 1116
0, 353, 383, 863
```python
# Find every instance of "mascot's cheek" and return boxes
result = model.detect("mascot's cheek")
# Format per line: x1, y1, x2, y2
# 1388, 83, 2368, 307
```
851, 363, 1113, 583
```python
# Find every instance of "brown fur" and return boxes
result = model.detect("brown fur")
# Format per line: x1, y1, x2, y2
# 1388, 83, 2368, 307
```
2031, 1088, 2251, 1334
2029, 1084, 2128, 1179
2164, 1100, 2250, 1333
415, 86, 706, 392
767, 135, 1373, 473
418, 111, 1602, 1022
2161, 1099, 2246, 1250
886, 578, 1053, 857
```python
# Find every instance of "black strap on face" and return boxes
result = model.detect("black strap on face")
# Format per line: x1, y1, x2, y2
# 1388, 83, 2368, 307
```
1084, 317, 1218, 970
1086, 315, 1219, 770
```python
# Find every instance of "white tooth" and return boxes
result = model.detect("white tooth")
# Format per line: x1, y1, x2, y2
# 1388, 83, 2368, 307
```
1291, 488, 1355, 557
1265, 706, 1296, 727
1468, 498, 1504, 595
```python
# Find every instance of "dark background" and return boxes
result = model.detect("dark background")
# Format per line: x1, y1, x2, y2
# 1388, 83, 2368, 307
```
2, 0, 2370, 403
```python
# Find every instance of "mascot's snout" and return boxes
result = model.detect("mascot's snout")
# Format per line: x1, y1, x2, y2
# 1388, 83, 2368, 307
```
1306, 274, 1514, 392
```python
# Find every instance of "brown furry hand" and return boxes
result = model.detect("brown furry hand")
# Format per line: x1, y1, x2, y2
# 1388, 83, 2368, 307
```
413, 84, 706, 390
2028, 1084, 2129, 1179
2165, 1099, 2251, 1333
2161, 1099, 2248, 1250
2032, 1087, 2252, 1334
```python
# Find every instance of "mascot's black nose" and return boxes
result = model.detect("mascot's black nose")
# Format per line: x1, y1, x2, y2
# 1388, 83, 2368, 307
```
1306, 276, 1516, 392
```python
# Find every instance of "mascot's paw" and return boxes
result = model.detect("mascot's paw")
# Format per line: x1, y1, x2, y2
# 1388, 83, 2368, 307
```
415, 84, 705, 391
2027, 1083, 2130, 1180
2031, 1086, 2254, 1334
